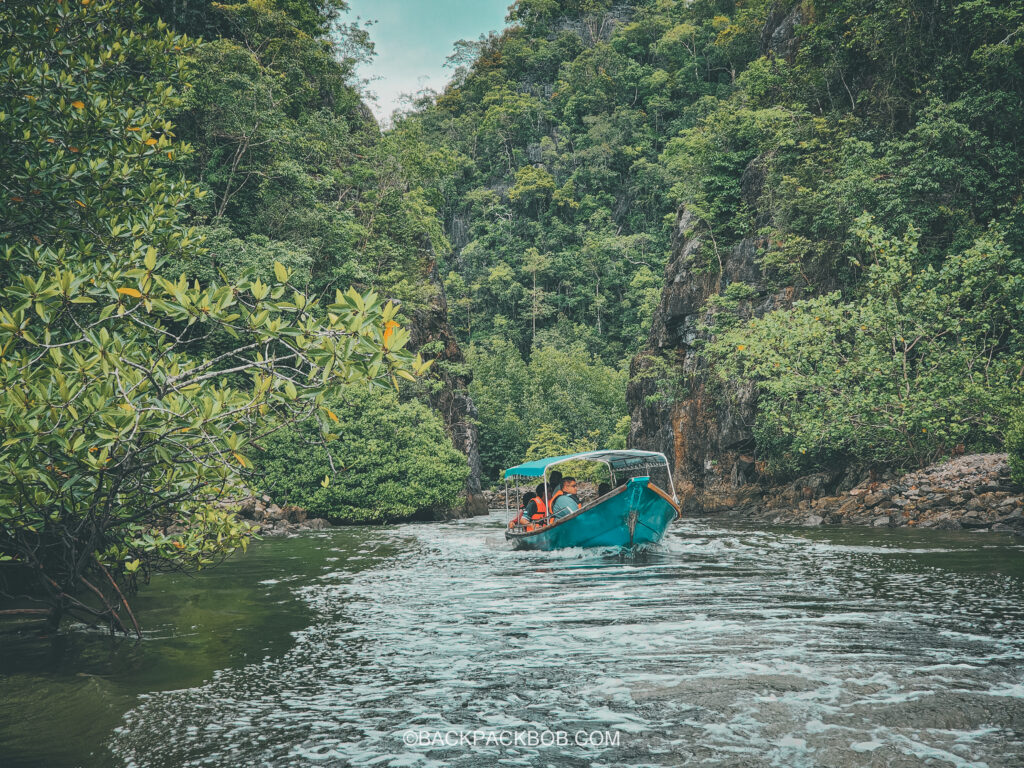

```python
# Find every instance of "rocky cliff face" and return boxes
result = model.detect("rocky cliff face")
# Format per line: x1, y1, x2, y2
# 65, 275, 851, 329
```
409, 252, 487, 519
626, 5, 806, 513
627, 211, 788, 512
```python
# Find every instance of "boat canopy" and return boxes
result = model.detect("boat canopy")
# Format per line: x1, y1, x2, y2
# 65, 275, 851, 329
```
503, 449, 670, 479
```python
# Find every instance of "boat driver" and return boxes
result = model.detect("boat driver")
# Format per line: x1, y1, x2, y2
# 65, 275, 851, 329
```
550, 477, 580, 518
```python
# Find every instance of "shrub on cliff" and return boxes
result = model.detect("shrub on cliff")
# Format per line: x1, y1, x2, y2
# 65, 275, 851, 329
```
256, 389, 468, 523
1008, 407, 1024, 486
707, 215, 1024, 476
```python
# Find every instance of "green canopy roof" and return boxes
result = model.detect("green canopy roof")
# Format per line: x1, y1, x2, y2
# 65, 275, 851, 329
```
503, 449, 669, 479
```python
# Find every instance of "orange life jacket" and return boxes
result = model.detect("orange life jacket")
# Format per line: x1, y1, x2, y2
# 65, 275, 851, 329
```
527, 497, 547, 520
530, 489, 563, 521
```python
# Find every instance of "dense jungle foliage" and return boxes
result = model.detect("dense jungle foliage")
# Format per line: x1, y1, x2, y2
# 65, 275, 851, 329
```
2, 0, 1022, 631
403, 0, 1023, 479
0, 0, 433, 631
257, 387, 468, 522
1009, 408, 1024, 486
145, 0, 470, 511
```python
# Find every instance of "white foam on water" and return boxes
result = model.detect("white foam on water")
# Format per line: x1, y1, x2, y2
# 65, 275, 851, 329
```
985, 683, 1024, 698
108, 517, 1024, 767
851, 739, 885, 752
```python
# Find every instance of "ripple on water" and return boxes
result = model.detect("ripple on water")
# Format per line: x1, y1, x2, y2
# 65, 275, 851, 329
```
111, 514, 1024, 767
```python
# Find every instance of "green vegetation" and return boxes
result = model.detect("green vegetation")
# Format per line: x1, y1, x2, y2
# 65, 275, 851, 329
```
1008, 408, 1024, 486
258, 388, 468, 522
0, 1, 425, 632
152, 0, 472, 510
403, 0, 1023, 479
707, 215, 1024, 476
663, 0, 1024, 473
158, 0, 449, 310
467, 337, 627, 481
407, 1, 691, 361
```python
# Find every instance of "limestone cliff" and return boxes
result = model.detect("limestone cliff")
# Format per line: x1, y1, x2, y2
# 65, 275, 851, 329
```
408, 254, 487, 519
627, 212, 788, 513
626, 4, 806, 513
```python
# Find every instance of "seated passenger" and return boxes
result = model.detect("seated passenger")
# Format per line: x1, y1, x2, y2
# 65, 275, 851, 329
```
511, 491, 537, 526
597, 481, 611, 497
550, 477, 580, 518
523, 484, 549, 521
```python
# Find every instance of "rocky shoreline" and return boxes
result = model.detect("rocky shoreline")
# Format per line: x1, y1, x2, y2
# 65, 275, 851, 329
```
717, 453, 1024, 535
225, 496, 332, 536
231, 454, 1023, 537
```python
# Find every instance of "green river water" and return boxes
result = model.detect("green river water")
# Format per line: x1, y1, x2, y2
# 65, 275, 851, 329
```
1, 514, 1022, 767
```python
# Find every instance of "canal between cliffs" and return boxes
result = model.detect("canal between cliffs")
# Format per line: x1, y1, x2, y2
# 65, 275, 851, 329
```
2, 513, 1023, 767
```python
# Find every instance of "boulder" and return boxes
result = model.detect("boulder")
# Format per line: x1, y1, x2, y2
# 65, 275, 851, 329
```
266, 503, 288, 521
835, 497, 862, 517
283, 505, 307, 524
863, 492, 887, 509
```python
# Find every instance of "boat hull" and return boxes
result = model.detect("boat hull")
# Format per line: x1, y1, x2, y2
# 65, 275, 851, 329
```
506, 477, 678, 551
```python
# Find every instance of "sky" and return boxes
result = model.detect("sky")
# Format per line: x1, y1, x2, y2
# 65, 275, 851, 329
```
345, 0, 511, 126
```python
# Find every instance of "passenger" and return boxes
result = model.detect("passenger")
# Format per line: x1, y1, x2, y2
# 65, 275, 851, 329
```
524, 484, 548, 521
566, 479, 581, 504
550, 477, 580, 519
597, 481, 611, 497
547, 470, 563, 494
511, 491, 537, 527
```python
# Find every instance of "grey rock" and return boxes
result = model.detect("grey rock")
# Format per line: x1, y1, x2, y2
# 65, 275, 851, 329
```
836, 498, 861, 516
803, 515, 823, 526
863, 492, 887, 508
872, 516, 891, 527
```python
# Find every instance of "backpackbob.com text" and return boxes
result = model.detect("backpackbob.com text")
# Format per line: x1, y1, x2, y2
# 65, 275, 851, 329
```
402, 729, 621, 748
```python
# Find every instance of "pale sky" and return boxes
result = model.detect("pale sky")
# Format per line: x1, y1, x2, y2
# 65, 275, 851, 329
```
345, 0, 512, 126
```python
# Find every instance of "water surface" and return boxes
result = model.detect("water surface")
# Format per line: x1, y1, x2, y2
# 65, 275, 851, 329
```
3, 515, 1023, 767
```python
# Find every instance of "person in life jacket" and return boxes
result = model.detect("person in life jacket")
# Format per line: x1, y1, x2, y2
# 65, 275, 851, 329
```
530, 472, 568, 523
524, 484, 549, 521
510, 491, 537, 527
550, 477, 580, 519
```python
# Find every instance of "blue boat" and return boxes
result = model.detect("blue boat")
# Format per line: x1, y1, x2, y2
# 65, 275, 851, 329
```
502, 449, 680, 551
